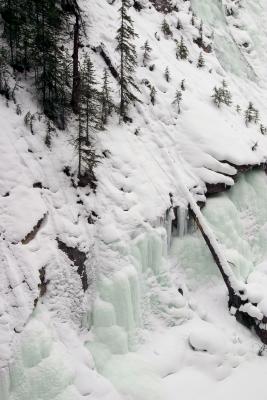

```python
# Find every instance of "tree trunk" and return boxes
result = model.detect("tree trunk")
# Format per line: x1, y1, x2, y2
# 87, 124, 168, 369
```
71, 14, 80, 114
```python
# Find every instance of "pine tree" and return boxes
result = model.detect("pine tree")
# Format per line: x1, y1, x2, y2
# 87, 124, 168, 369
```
34, 2, 71, 125
181, 79, 185, 91
176, 37, 189, 60
245, 102, 259, 126
100, 68, 114, 128
197, 52, 205, 68
79, 55, 100, 144
161, 18, 172, 38
76, 116, 100, 186
172, 90, 182, 114
0, 0, 72, 126
199, 20, 204, 44
260, 124, 267, 135
0, 48, 10, 98
55, 50, 72, 130
116, 0, 141, 120
141, 40, 152, 67
71, 13, 81, 115
45, 119, 55, 148
76, 56, 101, 185
16, 104, 22, 115
164, 67, 170, 82
212, 80, 232, 108
150, 86, 156, 105
24, 111, 35, 134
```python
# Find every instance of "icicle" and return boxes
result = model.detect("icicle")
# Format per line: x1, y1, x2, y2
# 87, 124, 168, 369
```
178, 206, 188, 237
165, 207, 174, 249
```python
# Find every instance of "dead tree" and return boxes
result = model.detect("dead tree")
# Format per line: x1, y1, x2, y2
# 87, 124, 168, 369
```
71, 14, 81, 114
179, 178, 267, 345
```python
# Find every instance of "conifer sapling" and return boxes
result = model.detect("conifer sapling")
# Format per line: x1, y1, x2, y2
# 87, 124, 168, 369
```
245, 102, 259, 126
150, 86, 156, 105
161, 18, 172, 38
164, 67, 170, 82
212, 80, 232, 108
260, 124, 267, 135
100, 68, 114, 129
197, 52, 205, 68
141, 40, 152, 67
177, 37, 189, 60
172, 90, 182, 114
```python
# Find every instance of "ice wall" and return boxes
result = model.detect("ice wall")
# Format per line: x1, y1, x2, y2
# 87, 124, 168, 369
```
87, 229, 167, 354
171, 170, 267, 287
191, 0, 257, 79
86, 225, 189, 375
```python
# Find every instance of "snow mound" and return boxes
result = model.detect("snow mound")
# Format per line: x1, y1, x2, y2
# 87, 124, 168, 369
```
189, 322, 228, 354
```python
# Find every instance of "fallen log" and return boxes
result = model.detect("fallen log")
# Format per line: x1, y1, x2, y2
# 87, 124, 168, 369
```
174, 170, 267, 344
189, 202, 267, 345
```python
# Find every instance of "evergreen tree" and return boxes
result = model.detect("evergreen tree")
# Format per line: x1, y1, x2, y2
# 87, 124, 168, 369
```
164, 67, 170, 82
71, 13, 81, 115
34, 2, 71, 125
16, 104, 22, 115
176, 37, 189, 60
212, 80, 232, 108
54, 49, 72, 129
161, 18, 172, 38
141, 40, 152, 67
76, 56, 101, 185
77, 116, 100, 186
150, 86, 156, 105
100, 68, 114, 128
45, 119, 55, 148
180, 79, 186, 91
0, 0, 72, 127
197, 52, 205, 68
24, 111, 35, 134
0, 48, 10, 98
172, 89, 182, 114
199, 20, 204, 44
245, 102, 259, 125
79, 55, 100, 143
260, 124, 267, 135
116, 0, 141, 120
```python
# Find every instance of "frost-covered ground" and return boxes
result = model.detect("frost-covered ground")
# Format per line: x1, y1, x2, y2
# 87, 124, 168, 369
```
2, 0, 267, 399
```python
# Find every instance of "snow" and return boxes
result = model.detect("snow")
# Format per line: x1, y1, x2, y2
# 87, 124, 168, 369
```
3, 0, 267, 400
0, 186, 47, 243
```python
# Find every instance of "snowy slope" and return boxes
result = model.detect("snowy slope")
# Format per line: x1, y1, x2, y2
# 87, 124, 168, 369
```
2, 0, 267, 399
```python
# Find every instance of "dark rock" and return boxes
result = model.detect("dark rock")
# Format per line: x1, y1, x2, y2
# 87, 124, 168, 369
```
57, 239, 88, 291
133, 1, 143, 11
63, 165, 71, 177
33, 182, 43, 189
206, 182, 231, 195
